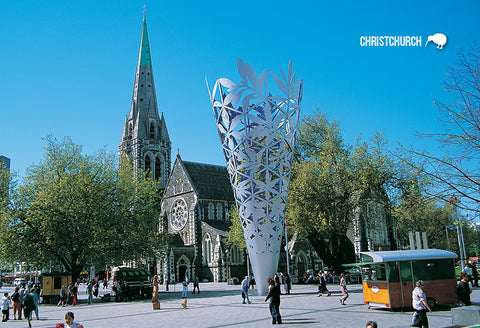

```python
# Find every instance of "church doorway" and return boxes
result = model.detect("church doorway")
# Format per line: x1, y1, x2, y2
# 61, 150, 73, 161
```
177, 255, 190, 282
179, 265, 187, 282
296, 252, 308, 278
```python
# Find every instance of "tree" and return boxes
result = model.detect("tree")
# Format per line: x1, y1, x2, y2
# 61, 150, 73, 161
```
404, 45, 480, 212
287, 111, 357, 272
0, 136, 163, 281
225, 206, 246, 251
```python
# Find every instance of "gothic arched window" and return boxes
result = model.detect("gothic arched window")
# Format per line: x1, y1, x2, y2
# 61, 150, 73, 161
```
145, 155, 151, 178
155, 157, 161, 181
230, 245, 241, 264
208, 203, 214, 220
216, 203, 223, 221
203, 234, 212, 264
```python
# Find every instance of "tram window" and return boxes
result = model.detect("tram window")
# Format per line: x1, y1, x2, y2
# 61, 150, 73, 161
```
372, 264, 387, 281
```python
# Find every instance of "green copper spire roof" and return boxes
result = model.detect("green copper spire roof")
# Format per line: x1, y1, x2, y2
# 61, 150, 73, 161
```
138, 18, 152, 66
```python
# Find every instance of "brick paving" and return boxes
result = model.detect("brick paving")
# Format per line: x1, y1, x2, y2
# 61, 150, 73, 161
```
1, 282, 478, 328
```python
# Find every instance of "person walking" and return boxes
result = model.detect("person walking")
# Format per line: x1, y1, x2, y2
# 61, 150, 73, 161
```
241, 276, 251, 304
181, 277, 188, 298
12, 287, 22, 320
22, 290, 34, 328
411, 280, 432, 328
317, 271, 331, 297
29, 287, 40, 320
192, 275, 200, 294
457, 272, 472, 306
265, 278, 282, 324
339, 272, 349, 305
58, 286, 67, 307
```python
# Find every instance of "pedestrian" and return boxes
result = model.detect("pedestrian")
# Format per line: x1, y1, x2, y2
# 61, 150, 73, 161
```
265, 277, 282, 324
64, 311, 84, 328
457, 272, 472, 306
366, 321, 378, 328
86, 281, 93, 304
192, 275, 200, 294
72, 283, 78, 306
29, 287, 40, 320
12, 286, 22, 320
317, 271, 331, 297
241, 276, 251, 304
411, 280, 432, 328
339, 272, 349, 305
1, 292, 11, 322
463, 263, 473, 286
22, 289, 35, 328
67, 282, 73, 305
249, 273, 255, 289
93, 281, 99, 298
283, 272, 291, 295
471, 263, 479, 288
58, 286, 67, 307
181, 277, 188, 298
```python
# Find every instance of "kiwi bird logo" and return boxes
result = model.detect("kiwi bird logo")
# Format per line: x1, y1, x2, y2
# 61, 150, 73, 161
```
425, 33, 447, 49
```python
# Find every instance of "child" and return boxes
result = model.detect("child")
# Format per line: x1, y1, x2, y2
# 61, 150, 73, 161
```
64, 311, 84, 328
1, 292, 11, 322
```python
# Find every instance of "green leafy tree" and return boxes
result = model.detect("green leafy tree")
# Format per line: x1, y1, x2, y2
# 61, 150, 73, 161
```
0, 136, 162, 281
225, 206, 246, 251
287, 111, 357, 272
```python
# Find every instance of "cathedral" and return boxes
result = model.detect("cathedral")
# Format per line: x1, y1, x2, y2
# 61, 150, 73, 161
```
119, 16, 329, 284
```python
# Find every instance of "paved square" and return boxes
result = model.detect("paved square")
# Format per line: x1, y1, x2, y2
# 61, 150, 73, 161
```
2, 282, 477, 327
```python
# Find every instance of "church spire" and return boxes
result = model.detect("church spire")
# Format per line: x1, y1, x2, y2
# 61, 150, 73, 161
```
138, 17, 152, 67
119, 14, 171, 189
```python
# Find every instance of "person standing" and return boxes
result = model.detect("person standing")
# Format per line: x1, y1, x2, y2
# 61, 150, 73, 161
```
411, 280, 432, 328
339, 273, 349, 305
471, 263, 479, 288
318, 271, 331, 297
67, 282, 73, 305
1, 292, 11, 322
283, 272, 291, 295
265, 278, 282, 324
463, 264, 473, 286
241, 276, 251, 304
457, 272, 472, 306
181, 277, 188, 298
72, 283, 78, 306
192, 275, 200, 294
86, 281, 93, 305
93, 281, 99, 298
12, 287, 22, 320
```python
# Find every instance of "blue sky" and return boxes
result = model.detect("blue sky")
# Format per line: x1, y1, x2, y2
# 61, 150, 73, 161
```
1, 0, 479, 178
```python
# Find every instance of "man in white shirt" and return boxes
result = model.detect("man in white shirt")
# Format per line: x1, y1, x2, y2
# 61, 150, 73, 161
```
411, 280, 432, 328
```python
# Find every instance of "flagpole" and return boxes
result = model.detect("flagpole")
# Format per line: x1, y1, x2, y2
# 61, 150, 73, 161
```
285, 222, 290, 275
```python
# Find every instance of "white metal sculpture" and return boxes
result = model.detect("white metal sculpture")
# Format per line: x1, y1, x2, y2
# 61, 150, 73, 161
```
208, 59, 302, 294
